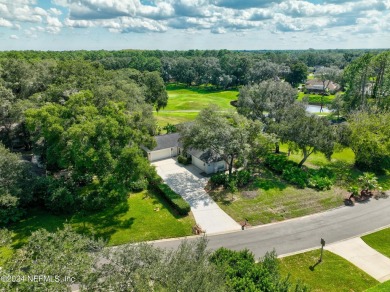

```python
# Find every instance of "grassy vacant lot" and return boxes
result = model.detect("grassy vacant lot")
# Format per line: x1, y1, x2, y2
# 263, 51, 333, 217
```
155, 84, 238, 127
210, 146, 389, 226
361, 228, 390, 258
279, 250, 378, 292
209, 169, 346, 225
5, 190, 195, 250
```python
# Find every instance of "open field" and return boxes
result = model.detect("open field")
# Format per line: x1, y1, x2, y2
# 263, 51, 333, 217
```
5, 190, 195, 250
279, 249, 379, 292
155, 84, 238, 127
362, 228, 390, 258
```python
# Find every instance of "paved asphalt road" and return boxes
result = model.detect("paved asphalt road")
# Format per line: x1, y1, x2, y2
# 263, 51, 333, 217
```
152, 194, 390, 258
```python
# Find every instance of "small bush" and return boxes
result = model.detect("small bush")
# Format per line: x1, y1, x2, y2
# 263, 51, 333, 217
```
308, 176, 333, 190
177, 155, 191, 165
210, 173, 229, 187
156, 183, 191, 215
129, 178, 148, 192
236, 170, 251, 187
282, 166, 308, 189
264, 154, 289, 174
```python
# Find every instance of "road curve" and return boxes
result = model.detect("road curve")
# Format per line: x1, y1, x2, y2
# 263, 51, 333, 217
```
152, 194, 390, 259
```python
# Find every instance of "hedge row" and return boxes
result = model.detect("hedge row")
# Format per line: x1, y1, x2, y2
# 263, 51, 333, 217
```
155, 183, 191, 215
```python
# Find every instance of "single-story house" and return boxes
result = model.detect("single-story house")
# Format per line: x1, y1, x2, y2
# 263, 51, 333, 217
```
305, 79, 340, 94
142, 133, 227, 174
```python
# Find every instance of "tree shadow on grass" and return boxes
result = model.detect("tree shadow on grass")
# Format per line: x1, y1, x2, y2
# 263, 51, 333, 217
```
70, 200, 133, 243
251, 177, 287, 191
10, 209, 70, 249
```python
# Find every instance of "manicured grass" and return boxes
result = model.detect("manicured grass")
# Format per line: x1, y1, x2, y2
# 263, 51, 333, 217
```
165, 88, 238, 111
366, 280, 390, 291
209, 170, 346, 225
154, 111, 199, 126
155, 84, 238, 127
279, 249, 379, 292
297, 92, 336, 104
7, 190, 195, 249
361, 228, 390, 258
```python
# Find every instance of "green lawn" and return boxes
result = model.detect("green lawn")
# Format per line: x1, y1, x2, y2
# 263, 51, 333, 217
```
279, 249, 379, 292
155, 84, 238, 127
209, 170, 346, 226
154, 111, 199, 126
6, 190, 195, 249
361, 228, 390, 258
297, 92, 336, 105
366, 280, 390, 291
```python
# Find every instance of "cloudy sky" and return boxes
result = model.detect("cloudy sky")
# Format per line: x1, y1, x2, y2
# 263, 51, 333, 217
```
0, 0, 389, 51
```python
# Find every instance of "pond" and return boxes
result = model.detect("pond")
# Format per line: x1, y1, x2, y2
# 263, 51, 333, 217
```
306, 105, 331, 113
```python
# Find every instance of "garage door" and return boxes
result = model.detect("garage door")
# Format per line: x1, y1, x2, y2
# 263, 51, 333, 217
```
150, 148, 172, 161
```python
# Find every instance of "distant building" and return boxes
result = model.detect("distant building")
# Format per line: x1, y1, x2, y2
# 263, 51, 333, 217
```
305, 79, 340, 94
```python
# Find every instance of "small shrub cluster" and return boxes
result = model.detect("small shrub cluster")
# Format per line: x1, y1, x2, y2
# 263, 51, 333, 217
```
155, 183, 191, 215
264, 154, 334, 190
177, 155, 191, 165
210, 170, 252, 190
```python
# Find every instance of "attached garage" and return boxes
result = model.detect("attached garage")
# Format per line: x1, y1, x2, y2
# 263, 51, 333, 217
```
143, 133, 180, 162
143, 133, 227, 174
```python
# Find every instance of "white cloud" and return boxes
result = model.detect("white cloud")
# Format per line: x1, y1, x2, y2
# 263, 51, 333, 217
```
9, 34, 19, 39
1, 0, 390, 49
0, 18, 13, 28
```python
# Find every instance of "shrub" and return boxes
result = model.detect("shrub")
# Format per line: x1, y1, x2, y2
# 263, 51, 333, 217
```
282, 166, 308, 189
129, 178, 148, 192
236, 170, 251, 187
177, 155, 191, 165
156, 183, 191, 215
227, 179, 238, 193
308, 176, 333, 190
210, 173, 229, 187
308, 167, 335, 190
264, 154, 289, 174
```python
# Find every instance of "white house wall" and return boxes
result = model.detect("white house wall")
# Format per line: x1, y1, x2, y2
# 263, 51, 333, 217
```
191, 155, 206, 173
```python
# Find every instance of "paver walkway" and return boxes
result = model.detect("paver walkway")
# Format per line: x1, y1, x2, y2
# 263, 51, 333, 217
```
152, 158, 241, 234
326, 237, 390, 282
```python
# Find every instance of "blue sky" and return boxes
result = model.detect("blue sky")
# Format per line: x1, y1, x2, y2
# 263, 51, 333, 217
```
0, 0, 389, 51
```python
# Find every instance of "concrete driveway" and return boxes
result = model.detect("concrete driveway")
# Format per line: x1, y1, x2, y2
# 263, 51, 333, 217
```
152, 158, 241, 234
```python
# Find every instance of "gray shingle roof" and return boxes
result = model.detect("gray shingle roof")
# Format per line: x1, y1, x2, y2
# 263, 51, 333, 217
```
152, 133, 180, 151
187, 148, 223, 163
